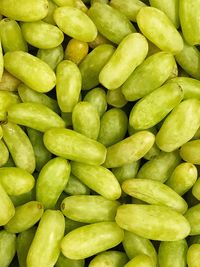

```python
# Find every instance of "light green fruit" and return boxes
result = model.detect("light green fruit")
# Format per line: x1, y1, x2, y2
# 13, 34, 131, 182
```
27, 210, 65, 267
52, 0, 75, 6
187, 244, 200, 267
61, 195, 120, 223
5, 201, 44, 233
106, 88, 127, 108
137, 6, 183, 54
61, 222, 124, 259
4, 51, 56, 93
166, 163, 198, 196
104, 131, 155, 168
179, 0, 200, 46
17, 227, 36, 267
54, 6, 97, 42
156, 99, 200, 152
99, 33, 148, 90
180, 140, 200, 165
37, 45, 64, 70
72, 101, 100, 140
0, 18, 28, 52
185, 204, 200, 235
116, 204, 190, 241
123, 231, 158, 267
0, 183, 15, 226
0, 0, 49, 22
2, 122, 36, 173
158, 239, 188, 267
21, 21, 64, 49
129, 82, 183, 130
0, 167, 35, 196
170, 77, 200, 100
149, 0, 179, 28
89, 251, 128, 267
71, 162, 121, 200
7, 102, 65, 132
137, 150, 181, 183
18, 83, 59, 113
110, 0, 146, 22
43, 128, 106, 165
175, 39, 200, 80
56, 60, 82, 112
88, 3, 135, 44
36, 157, 71, 209
122, 178, 188, 214
0, 230, 16, 267
84, 87, 107, 117
124, 254, 154, 267
98, 108, 128, 147
122, 51, 176, 101
79, 44, 115, 90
